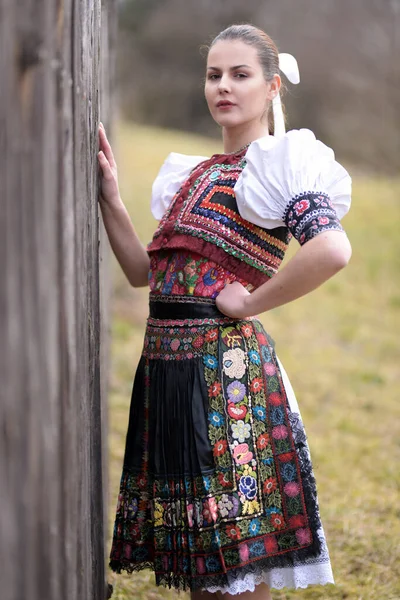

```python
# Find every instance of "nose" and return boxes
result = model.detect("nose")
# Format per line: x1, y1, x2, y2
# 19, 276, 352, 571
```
218, 73, 231, 93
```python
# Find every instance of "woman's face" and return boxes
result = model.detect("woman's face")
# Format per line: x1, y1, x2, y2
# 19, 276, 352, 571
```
204, 40, 280, 129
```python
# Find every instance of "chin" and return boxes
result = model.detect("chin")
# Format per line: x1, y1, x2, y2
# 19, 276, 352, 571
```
212, 115, 245, 129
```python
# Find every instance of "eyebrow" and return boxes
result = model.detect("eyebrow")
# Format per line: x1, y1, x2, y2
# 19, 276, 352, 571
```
207, 64, 253, 71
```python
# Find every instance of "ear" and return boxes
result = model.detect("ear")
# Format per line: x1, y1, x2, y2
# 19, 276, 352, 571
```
266, 73, 281, 101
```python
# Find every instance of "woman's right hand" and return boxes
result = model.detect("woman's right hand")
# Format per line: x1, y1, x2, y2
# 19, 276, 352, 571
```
97, 122, 121, 206
96, 121, 150, 286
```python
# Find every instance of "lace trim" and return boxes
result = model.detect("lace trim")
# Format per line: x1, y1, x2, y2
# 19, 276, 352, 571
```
205, 558, 334, 594
110, 544, 334, 594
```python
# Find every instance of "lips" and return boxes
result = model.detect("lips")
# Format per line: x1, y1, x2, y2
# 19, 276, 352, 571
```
217, 101, 235, 108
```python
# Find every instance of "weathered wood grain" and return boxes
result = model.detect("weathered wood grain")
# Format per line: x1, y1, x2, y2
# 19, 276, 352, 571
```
0, 1, 116, 598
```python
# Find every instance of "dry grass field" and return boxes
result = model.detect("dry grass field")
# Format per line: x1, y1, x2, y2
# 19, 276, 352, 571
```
106, 121, 400, 600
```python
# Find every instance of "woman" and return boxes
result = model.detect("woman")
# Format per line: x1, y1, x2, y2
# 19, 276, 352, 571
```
98, 24, 352, 599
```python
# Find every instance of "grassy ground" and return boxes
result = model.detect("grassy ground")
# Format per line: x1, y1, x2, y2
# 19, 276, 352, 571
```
106, 121, 400, 600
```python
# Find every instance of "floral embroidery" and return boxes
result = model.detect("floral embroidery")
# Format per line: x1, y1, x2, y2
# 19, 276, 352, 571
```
283, 192, 344, 245
272, 425, 289, 439
222, 348, 246, 379
269, 392, 283, 406
203, 497, 218, 523
239, 475, 257, 500
253, 405, 266, 420
250, 377, 264, 393
284, 481, 301, 497
256, 433, 270, 450
296, 527, 312, 545
218, 494, 234, 517
232, 443, 253, 465
270, 513, 286, 530
249, 518, 261, 536
293, 199, 310, 216
227, 403, 248, 420
227, 380, 246, 403
149, 250, 254, 298
218, 472, 231, 488
241, 323, 253, 338
209, 411, 224, 427
213, 440, 228, 457
232, 420, 251, 443
205, 329, 218, 342
226, 524, 241, 540
263, 478, 278, 494
204, 354, 218, 369
288, 514, 307, 528
209, 382, 222, 397
248, 350, 261, 364
110, 317, 318, 590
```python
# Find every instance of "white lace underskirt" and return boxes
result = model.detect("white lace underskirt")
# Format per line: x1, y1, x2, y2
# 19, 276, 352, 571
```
203, 357, 335, 595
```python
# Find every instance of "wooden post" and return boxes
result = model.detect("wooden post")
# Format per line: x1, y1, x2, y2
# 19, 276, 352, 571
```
0, 1, 116, 599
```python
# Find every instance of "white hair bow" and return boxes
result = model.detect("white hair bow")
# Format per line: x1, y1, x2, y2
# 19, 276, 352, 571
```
273, 53, 300, 138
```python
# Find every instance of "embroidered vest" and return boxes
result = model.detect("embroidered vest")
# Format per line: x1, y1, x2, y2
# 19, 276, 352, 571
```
147, 149, 291, 288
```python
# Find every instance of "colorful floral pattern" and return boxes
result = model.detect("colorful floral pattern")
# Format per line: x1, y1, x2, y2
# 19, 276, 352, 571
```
283, 192, 344, 245
110, 316, 317, 590
149, 250, 254, 298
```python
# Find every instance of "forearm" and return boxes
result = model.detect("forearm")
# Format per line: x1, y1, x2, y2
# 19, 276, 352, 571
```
100, 198, 150, 287
245, 231, 352, 315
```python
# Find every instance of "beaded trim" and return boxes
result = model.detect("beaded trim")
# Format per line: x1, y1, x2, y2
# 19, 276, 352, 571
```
146, 315, 246, 328
149, 293, 217, 305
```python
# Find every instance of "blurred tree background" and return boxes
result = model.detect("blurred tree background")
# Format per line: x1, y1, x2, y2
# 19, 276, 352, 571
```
116, 0, 400, 173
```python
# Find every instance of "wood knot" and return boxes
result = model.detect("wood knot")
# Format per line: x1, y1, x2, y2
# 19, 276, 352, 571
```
18, 30, 43, 74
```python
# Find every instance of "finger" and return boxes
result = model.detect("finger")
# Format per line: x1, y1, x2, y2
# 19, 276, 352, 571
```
98, 127, 117, 169
97, 151, 114, 179
97, 150, 106, 169
98, 134, 116, 171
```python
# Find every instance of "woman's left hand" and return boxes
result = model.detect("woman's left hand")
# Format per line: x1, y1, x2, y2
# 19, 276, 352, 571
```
215, 281, 252, 319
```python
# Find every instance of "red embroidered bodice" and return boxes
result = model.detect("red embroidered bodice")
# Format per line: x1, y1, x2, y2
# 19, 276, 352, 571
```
149, 249, 254, 299
146, 149, 291, 289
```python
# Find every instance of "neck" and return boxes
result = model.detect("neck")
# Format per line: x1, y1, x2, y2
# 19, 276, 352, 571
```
222, 122, 270, 154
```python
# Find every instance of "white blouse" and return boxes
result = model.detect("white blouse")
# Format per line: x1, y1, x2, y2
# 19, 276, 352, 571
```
151, 129, 352, 229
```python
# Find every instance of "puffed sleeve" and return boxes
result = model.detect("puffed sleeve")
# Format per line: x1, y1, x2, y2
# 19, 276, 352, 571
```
151, 152, 208, 220
234, 129, 351, 245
